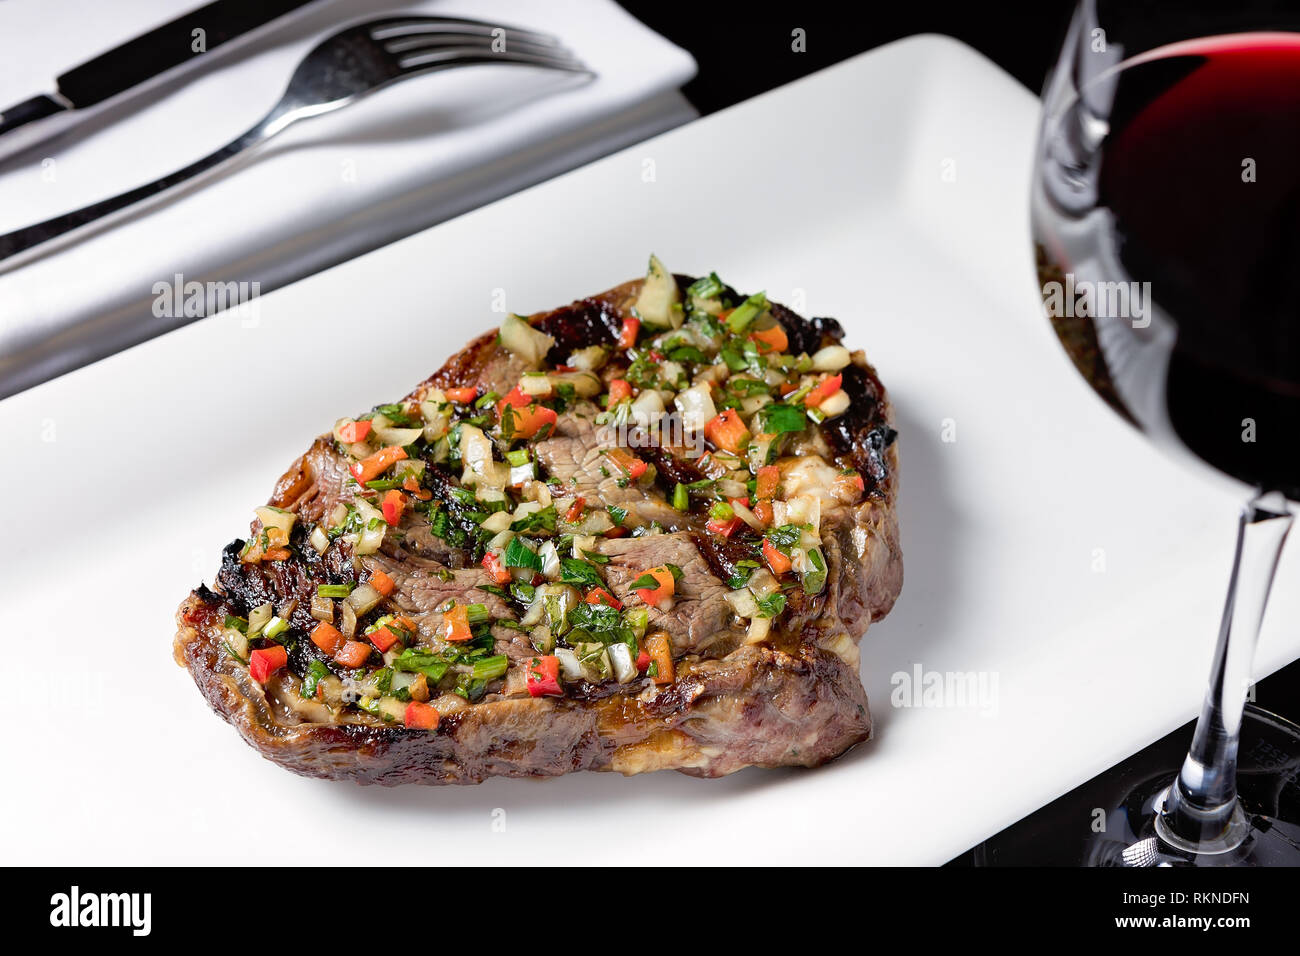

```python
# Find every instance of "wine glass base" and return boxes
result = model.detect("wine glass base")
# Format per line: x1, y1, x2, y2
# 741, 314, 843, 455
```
1086, 705, 1300, 867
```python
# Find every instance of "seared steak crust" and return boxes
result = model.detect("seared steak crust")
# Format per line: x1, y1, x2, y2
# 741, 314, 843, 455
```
175, 273, 901, 785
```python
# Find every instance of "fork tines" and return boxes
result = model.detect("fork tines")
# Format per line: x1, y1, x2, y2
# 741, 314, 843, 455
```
368, 16, 587, 73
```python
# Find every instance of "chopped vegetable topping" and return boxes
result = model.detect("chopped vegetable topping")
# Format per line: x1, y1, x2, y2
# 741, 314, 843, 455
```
228, 257, 874, 719
351, 445, 408, 484
631, 566, 676, 607
404, 701, 441, 730
441, 604, 473, 643
249, 646, 288, 683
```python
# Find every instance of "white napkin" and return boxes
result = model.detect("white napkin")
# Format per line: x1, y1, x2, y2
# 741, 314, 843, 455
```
0, 0, 697, 394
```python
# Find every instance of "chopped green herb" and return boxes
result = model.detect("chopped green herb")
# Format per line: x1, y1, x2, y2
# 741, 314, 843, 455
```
756, 592, 787, 618
758, 403, 807, 436
726, 291, 767, 332
503, 537, 542, 571
317, 583, 353, 598
560, 558, 605, 590
672, 483, 689, 511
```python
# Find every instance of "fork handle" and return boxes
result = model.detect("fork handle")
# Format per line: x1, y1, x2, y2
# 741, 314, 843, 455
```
0, 119, 274, 264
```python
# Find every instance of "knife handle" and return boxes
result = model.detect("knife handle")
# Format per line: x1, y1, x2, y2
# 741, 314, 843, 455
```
0, 95, 67, 136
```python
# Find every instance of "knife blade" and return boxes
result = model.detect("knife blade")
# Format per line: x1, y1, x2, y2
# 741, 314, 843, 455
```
0, 0, 319, 156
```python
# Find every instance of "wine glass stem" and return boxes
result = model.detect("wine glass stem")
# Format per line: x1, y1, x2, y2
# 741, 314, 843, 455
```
1161, 491, 1293, 852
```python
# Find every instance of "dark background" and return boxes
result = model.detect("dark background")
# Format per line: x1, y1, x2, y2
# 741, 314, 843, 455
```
620, 1, 1080, 109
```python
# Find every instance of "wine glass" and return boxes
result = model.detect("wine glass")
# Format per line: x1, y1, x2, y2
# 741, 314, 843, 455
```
1032, 0, 1300, 865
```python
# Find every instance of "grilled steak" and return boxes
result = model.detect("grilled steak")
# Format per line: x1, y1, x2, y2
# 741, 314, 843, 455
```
175, 258, 902, 784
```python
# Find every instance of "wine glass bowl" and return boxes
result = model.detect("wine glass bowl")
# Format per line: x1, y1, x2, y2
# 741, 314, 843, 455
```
1032, 0, 1300, 865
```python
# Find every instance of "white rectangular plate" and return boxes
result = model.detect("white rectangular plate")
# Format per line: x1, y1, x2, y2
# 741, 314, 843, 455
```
3, 35, 1297, 865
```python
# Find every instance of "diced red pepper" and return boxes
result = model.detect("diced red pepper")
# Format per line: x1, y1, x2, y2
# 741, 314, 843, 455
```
604, 526, 628, 538
445, 386, 478, 403
756, 465, 781, 500
617, 315, 640, 350
381, 489, 405, 526
404, 701, 441, 730
635, 649, 652, 671
607, 447, 648, 480
370, 570, 395, 597
525, 655, 563, 697
564, 496, 586, 524
262, 548, 291, 562
496, 386, 530, 415
749, 325, 789, 354
367, 624, 402, 652
586, 587, 623, 610
704, 408, 752, 454
338, 419, 372, 443
441, 604, 473, 643
706, 515, 744, 537
762, 538, 793, 575
351, 445, 408, 484
608, 379, 632, 404
481, 551, 511, 585
633, 566, 676, 607
498, 388, 558, 439
334, 640, 372, 667
248, 645, 287, 683
644, 632, 674, 685
311, 621, 343, 655
804, 373, 843, 408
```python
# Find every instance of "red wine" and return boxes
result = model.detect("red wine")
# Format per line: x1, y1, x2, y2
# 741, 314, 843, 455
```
1040, 34, 1300, 498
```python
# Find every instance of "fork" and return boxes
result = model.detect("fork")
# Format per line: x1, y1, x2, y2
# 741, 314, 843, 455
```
0, 16, 591, 263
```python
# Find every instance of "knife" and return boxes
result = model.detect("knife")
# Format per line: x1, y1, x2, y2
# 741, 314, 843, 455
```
0, 0, 320, 159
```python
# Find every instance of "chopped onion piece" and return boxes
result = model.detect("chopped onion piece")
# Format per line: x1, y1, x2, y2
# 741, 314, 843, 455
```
310, 595, 334, 621
340, 601, 357, 638
745, 615, 772, 644
255, 506, 295, 534
487, 529, 516, 552
554, 648, 582, 681
633, 254, 682, 329
747, 568, 780, 600
551, 369, 602, 397
345, 582, 382, 616
539, 540, 561, 580
731, 498, 763, 531
817, 388, 851, 418
675, 383, 717, 433
247, 602, 273, 637
717, 478, 748, 499
518, 372, 553, 396
724, 588, 760, 619
371, 414, 422, 447
630, 388, 665, 426
480, 511, 512, 534
811, 345, 852, 371
609, 643, 637, 683
567, 345, 609, 372
571, 534, 596, 558
309, 526, 329, 554
499, 313, 556, 368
